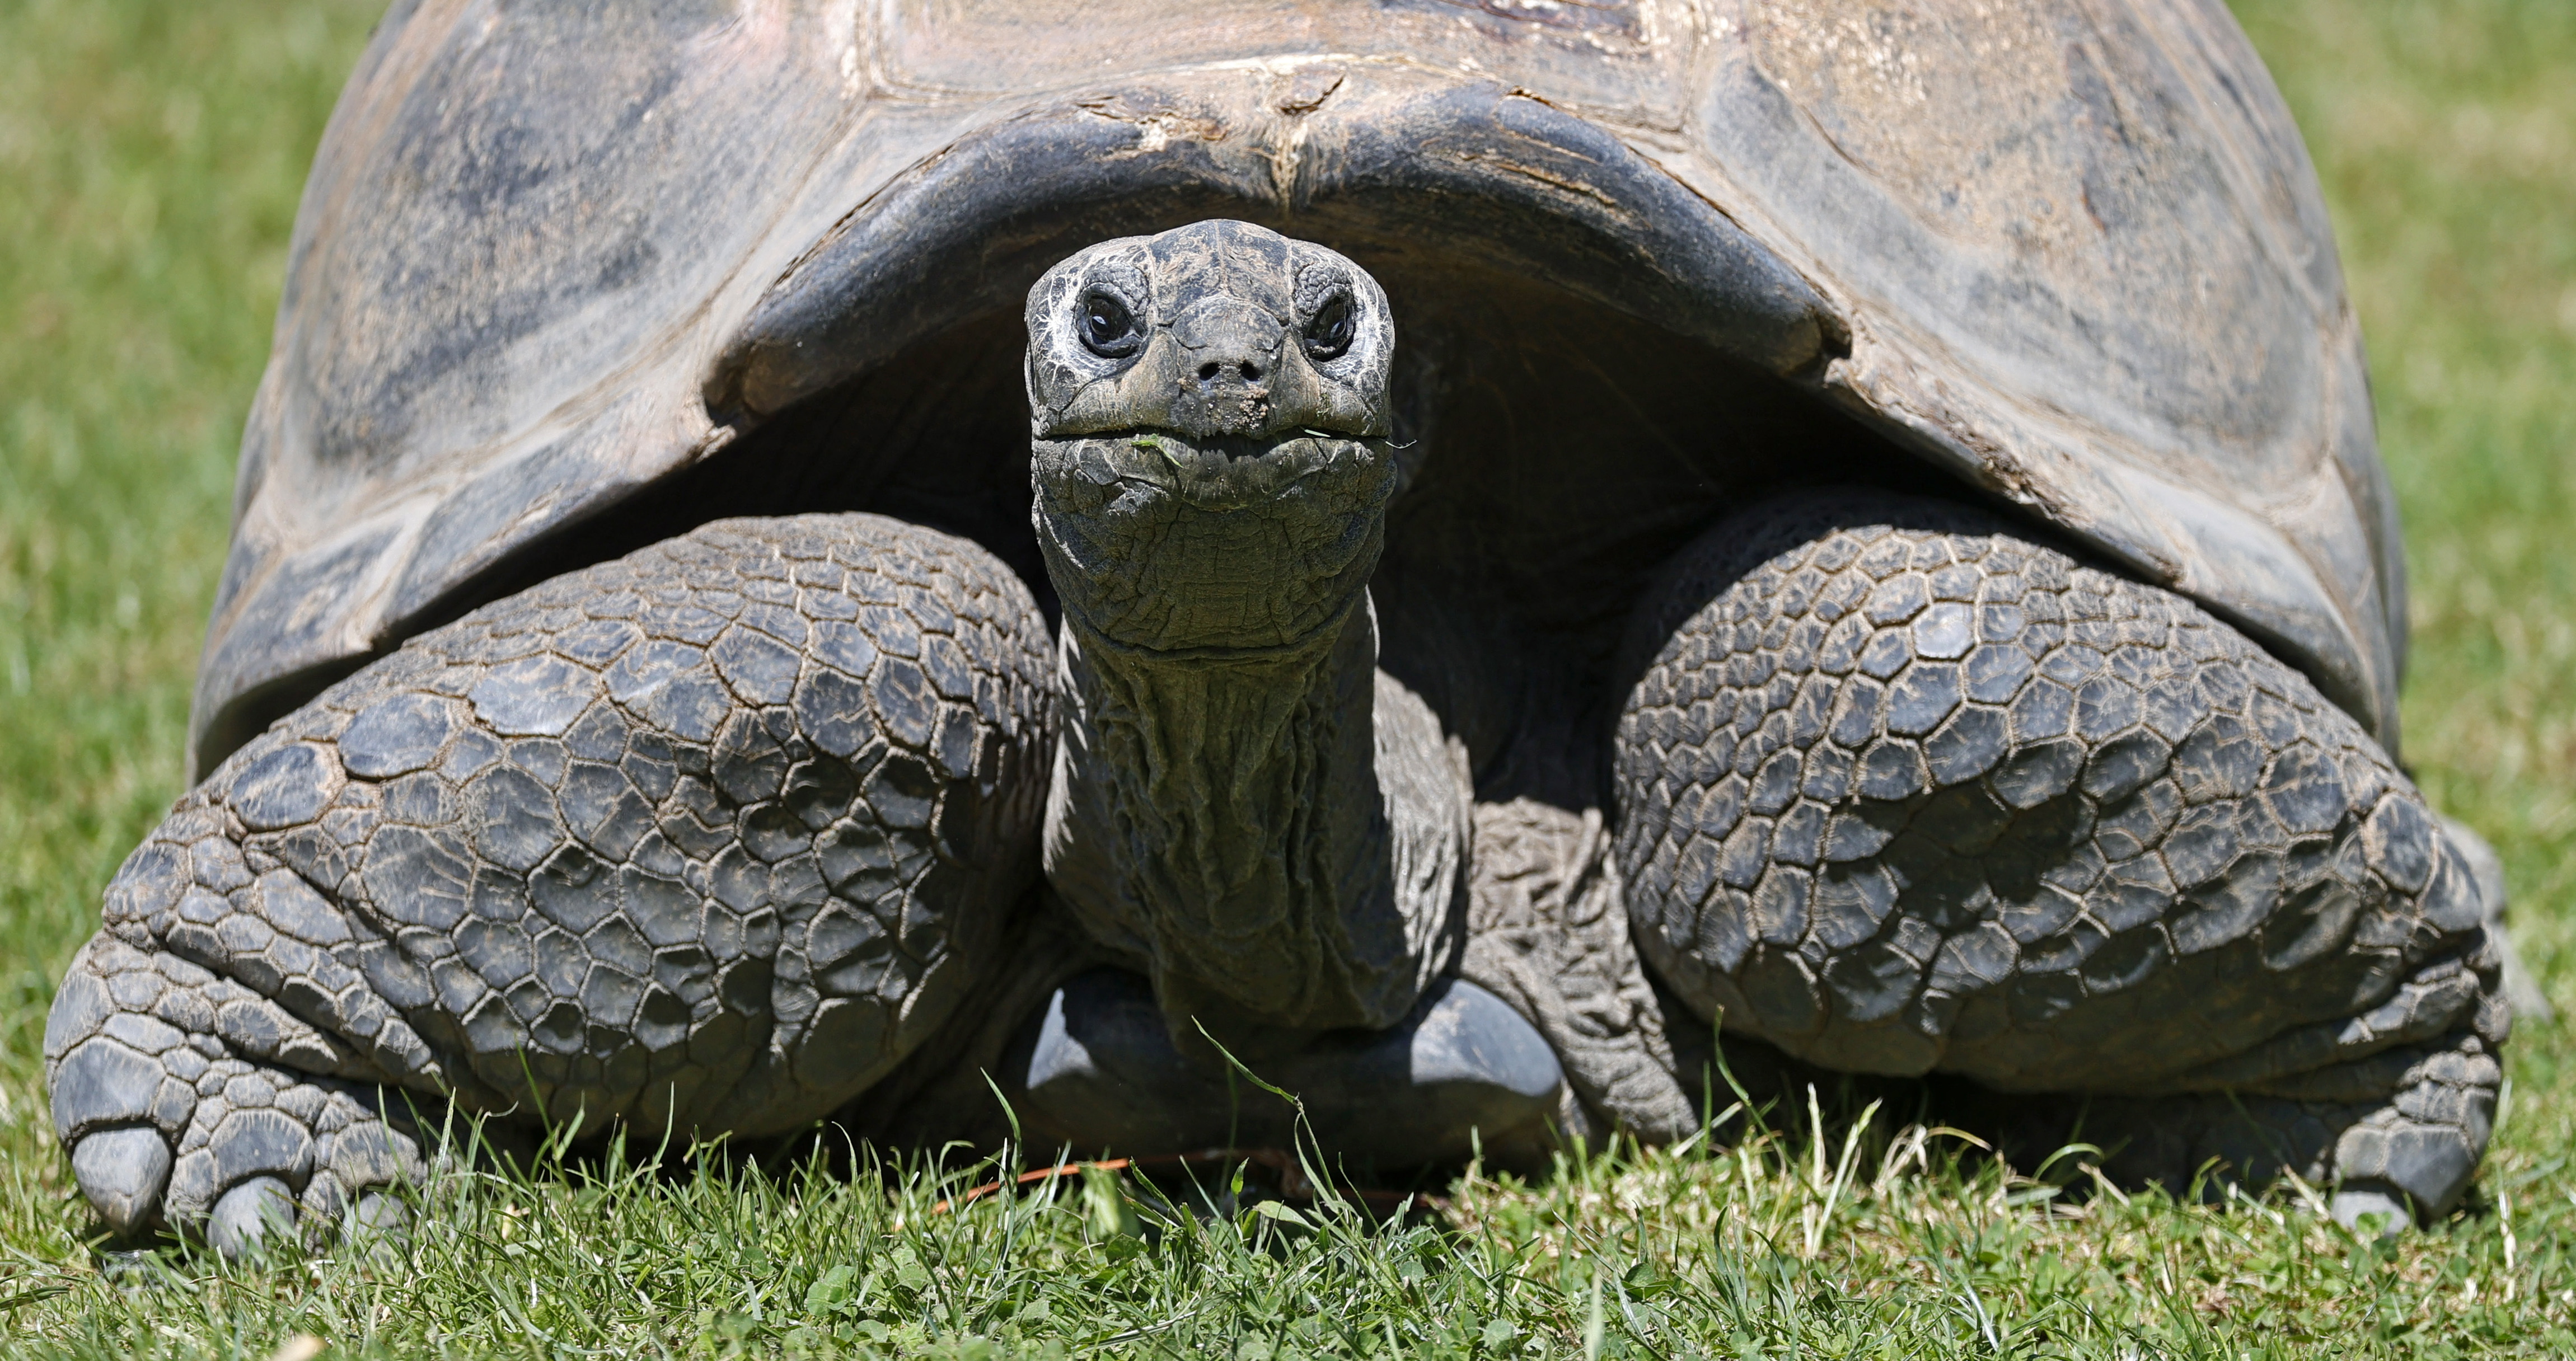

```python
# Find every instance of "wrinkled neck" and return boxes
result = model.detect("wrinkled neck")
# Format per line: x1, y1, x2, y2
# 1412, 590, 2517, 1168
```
1043, 592, 1432, 1044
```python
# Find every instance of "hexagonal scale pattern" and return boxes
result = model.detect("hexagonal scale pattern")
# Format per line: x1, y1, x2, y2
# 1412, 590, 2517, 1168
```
1614, 492, 2508, 1215
45, 513, 1053, 1238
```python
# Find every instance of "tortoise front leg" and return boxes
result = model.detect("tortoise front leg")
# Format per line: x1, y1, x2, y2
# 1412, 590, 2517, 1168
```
46, 514, 1054, 1249
1612, 491, 2507, 1223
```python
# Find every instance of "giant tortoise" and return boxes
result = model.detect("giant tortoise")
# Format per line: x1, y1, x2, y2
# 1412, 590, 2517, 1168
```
48, 0, 2511, 1251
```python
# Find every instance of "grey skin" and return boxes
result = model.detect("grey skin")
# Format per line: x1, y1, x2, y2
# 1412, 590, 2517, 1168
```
48, 222, 2504, 1254
1025, 224, 1467, 1053
1617, 495, 2507, 1229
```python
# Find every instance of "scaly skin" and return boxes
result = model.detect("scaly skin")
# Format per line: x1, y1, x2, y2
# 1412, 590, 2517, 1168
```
46, 514, 1053, 1242
1615, 492, 2507, 1217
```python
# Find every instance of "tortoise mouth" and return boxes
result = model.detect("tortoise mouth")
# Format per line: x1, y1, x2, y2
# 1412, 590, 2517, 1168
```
1035, 429, 1389, 515
1031, 429, 1398, 656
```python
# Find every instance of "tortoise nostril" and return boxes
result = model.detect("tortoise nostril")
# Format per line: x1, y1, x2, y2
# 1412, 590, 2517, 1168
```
1194, 359, 1266, 384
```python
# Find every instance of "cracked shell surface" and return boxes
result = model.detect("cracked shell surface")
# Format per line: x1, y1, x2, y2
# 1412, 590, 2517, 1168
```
199, 0, 2398, 784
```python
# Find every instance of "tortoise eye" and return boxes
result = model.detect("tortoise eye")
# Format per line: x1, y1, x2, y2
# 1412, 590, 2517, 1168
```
1077, 289, 1142, 358
1304, 294, 1355, 360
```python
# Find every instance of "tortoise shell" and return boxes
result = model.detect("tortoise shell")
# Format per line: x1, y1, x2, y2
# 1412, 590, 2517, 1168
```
195, 0, 2397, 781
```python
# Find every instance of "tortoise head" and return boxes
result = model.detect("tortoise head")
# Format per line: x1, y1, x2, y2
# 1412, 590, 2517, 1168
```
1024, 219, 1398, 655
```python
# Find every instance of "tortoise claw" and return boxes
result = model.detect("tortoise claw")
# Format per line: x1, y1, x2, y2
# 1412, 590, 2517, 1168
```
69, 1127, 172, 1237
48, 1027, 171, 1146
2329, 1181, 2414, 1237
207, 1176, 297, 1259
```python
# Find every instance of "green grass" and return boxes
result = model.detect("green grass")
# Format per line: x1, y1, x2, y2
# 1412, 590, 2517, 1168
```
1, 0, 2572, 1353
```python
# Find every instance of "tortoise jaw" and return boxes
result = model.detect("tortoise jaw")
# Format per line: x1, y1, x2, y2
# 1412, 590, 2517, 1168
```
1031, 428, 1396, 655
1045, 429, 1386, 513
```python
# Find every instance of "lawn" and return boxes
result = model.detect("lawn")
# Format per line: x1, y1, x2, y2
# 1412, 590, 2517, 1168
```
1, 0, 2571, 1354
